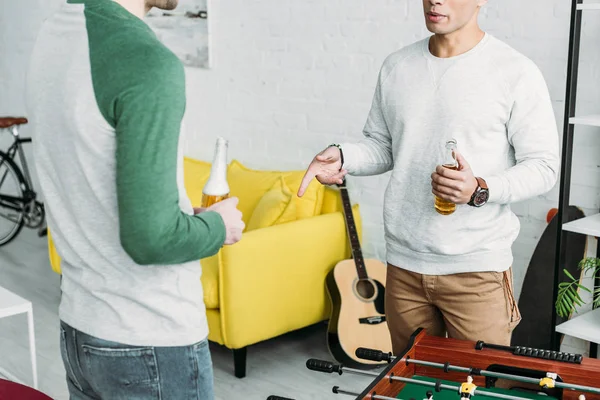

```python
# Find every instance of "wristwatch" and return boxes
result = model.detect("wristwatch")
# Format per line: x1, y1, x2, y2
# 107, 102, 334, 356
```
468, 177, 489, 207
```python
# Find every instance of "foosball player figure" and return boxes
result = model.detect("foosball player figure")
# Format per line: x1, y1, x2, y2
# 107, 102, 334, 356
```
539, 372, 557, 389
459, 376, 477, 399
424, 390, 434, 400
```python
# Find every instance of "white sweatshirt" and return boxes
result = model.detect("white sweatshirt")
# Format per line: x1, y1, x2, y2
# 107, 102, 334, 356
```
342, 33, 560, 275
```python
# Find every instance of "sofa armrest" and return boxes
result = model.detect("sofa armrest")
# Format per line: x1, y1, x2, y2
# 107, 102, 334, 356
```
217, 204, 361, 349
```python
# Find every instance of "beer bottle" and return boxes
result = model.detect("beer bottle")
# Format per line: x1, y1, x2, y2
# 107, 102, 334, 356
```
201, 137, 230, 208
434, 138, 458, 215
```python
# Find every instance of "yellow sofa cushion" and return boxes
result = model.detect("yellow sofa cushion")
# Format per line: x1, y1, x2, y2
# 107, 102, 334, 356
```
227, 160, 324, 226
247, 176, 296, 231
284, 171, 325, 219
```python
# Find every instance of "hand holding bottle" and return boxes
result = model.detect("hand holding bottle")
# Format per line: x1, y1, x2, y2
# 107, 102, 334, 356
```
431, 149, 478, 207
208, 197, 244, 245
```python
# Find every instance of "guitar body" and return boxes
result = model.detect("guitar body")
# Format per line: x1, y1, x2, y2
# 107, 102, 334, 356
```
326, 258, 393, 368
325, 179, 393, 368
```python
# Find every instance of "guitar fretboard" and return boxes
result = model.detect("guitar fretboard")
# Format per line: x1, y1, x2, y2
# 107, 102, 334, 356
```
339, 182, 368, 281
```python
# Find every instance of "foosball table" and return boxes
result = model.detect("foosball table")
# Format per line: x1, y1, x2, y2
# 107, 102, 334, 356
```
268, 329, 600, 400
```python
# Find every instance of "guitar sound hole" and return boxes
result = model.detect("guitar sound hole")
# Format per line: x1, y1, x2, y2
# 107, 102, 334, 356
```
356, 279, 376, 300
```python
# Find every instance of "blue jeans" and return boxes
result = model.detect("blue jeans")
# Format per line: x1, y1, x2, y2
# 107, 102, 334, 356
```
59, 321, 214, 400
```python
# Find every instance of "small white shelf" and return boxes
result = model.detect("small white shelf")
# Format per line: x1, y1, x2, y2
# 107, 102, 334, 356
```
563, 213, 600, 237
556, 308, 600, 344
569, 115, 600, 126
577, 4, 600, 10
0, 285, 31, 318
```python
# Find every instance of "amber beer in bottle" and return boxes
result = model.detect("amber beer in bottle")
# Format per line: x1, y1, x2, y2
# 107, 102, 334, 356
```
434, 139, 458, 215
201, 137, 230, 208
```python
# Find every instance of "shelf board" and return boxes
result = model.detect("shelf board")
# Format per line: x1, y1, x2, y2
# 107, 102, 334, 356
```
569, 115, 600, 126
0, 285, 31, 318
577, 4, 600, 10
556, 308, 600, 344
563, 213, 600, 237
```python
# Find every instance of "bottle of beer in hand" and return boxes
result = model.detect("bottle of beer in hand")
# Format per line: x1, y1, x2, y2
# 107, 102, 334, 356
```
201, 137, 230, 208
434, 138, 458, 215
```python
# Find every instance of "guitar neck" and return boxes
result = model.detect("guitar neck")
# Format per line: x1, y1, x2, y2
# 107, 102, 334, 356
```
339, 181, 368, 280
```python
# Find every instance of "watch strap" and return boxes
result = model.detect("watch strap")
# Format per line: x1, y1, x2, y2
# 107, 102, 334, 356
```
328, 143, 344, 171
476, 177, 488, 190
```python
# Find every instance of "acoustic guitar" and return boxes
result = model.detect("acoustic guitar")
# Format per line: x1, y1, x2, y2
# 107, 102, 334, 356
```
326, 179, 393, 368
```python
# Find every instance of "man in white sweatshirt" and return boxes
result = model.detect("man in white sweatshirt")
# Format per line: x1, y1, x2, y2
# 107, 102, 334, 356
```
298, 0, 559, 353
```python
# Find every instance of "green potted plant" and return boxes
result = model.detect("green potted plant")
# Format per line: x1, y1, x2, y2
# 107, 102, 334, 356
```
555, 257, 600, 318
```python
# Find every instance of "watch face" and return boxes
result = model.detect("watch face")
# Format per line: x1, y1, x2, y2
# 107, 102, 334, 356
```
474, 190, 489, 206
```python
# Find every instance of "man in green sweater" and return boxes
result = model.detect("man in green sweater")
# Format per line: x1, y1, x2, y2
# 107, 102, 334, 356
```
26, 0, 244, 398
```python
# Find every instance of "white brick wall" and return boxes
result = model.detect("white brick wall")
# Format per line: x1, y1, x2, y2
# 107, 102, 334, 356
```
2, 0, 599, 351
182, 0, 600, 303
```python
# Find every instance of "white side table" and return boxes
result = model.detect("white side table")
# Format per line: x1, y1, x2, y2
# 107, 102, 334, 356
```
0, 286, 37, 389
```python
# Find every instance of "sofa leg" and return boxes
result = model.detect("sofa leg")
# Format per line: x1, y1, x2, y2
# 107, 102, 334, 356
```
233, 347, 247, 378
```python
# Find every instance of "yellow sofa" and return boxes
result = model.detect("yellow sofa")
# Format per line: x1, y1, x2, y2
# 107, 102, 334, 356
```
47, 157, 362, 378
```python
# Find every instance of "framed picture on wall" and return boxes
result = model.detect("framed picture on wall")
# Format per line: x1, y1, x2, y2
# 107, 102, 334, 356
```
145, 0, 211, 69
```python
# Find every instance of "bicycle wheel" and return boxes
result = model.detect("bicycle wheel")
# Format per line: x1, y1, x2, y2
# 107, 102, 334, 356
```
0, 151, 26, 246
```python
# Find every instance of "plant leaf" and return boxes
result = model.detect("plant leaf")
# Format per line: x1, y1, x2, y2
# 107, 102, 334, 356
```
579, 285, 592, 293
564, 269, 579, 282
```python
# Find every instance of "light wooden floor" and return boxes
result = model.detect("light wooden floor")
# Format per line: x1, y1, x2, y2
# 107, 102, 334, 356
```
0, 228, 377, 400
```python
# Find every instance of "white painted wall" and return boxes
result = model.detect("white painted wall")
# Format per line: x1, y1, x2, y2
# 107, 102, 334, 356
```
2, 0, 599, 352
0, 0, 66, 191
181, 0, 600, 304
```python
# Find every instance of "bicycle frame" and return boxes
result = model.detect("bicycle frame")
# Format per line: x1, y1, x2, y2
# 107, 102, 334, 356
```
0, 126, 36, 212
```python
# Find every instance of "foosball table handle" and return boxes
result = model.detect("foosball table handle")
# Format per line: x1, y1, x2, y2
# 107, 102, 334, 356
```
356, 347, 393, 363
475, 340, 583, 364
306, 358, 343, 375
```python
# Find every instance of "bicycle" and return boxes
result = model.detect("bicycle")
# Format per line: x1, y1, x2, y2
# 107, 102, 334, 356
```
0, 117, 46, 246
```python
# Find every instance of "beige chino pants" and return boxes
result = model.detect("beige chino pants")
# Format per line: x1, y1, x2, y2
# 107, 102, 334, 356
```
385, 264, 522, 354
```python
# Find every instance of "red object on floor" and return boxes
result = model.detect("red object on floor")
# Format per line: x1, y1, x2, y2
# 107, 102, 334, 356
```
547, 207, 558, 224
0, 379, 53, 400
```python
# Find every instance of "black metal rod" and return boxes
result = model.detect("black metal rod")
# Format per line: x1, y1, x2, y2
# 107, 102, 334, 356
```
475, 341, 582, 364
477, 342, 515, 352
551, 0, 583, 352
